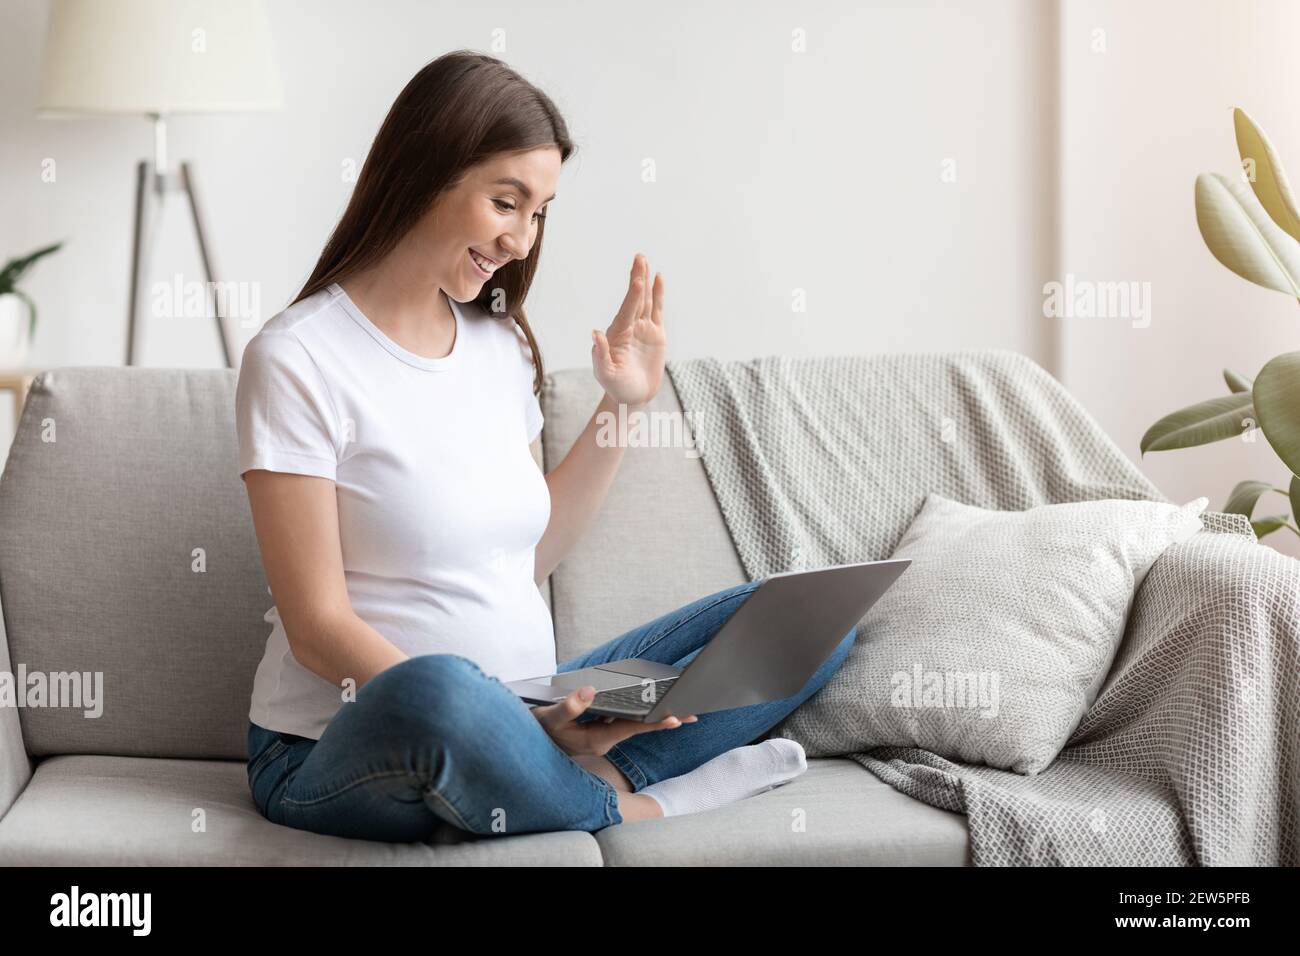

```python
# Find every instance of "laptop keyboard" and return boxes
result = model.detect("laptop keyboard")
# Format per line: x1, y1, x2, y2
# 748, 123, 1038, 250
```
592, 677, 679, 714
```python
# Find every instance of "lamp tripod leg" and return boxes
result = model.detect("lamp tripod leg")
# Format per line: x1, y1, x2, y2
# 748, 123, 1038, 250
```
125, 161, 148, 366
181, 161, 234, 369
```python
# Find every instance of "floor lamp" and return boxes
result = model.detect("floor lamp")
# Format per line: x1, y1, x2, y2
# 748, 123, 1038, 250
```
37, 0, 282, 367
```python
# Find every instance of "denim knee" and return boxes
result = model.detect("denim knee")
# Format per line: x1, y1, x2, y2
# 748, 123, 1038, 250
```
355, 654, 602, 835
361, 653, 494, 738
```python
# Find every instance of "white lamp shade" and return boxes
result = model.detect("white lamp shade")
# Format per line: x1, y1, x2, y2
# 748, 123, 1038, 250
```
39, 0, 282, 116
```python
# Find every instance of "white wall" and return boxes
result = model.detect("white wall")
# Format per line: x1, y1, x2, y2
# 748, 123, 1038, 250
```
1059, 0, 1300, 558
1, 1, 1056, 397
7, 0, 1294, 557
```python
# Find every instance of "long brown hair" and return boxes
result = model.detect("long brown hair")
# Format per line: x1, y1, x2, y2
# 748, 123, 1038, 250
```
291, 50, 574, 395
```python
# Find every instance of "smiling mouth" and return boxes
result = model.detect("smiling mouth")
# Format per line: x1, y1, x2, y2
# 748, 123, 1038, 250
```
469, 249, 503, 276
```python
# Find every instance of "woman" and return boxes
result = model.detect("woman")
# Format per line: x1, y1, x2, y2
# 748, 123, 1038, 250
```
236, 50, 855, 841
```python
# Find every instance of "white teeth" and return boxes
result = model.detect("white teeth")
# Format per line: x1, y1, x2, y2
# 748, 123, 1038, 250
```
470, 250, 498, 273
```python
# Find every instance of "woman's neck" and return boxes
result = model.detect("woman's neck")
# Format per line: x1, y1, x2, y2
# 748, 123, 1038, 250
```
341, 252, 457, 358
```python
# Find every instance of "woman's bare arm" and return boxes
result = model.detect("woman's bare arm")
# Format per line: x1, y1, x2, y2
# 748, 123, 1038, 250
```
243, 470, 408, 690
531, 391, 635, 585
527, 255, 666, 588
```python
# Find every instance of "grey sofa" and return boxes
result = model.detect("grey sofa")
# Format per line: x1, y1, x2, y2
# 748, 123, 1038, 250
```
0, 365, 970, 866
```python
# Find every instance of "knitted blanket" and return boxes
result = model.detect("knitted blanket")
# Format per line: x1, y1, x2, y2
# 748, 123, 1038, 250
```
665, 350, 1300, 865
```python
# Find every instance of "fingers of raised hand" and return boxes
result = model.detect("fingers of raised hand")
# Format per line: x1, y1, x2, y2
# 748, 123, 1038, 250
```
607, 254, 641, 326
615, 282, 638, 333
640, 256, 652, 321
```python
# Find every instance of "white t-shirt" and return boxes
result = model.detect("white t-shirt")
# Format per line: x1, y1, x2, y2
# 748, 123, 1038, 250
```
235, 282, 554, 740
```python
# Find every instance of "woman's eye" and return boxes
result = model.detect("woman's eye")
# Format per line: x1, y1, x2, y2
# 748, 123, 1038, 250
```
493, 198, 547, 222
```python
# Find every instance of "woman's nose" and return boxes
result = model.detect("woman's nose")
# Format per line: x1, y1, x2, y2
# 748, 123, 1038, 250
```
502, 223, 530, 259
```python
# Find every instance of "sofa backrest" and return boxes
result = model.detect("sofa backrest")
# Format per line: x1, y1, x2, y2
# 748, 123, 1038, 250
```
0, 368, 271, 759
0, 365, 743, 760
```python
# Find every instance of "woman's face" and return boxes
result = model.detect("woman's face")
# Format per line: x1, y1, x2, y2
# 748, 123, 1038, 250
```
420, 146, 562, 303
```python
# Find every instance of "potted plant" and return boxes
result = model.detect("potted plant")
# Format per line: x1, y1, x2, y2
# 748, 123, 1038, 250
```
1141, 109, 1300, 542
0, 241, 63, 367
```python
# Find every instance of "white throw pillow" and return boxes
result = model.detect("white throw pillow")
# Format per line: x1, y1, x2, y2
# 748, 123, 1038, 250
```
774, 492, 1208, 774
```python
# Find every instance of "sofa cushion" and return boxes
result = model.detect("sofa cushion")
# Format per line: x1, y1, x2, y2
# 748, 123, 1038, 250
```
0, 368, 271, 760
0, 754, 603, 866
539, 371, 747, 662
775, 493, 1209, 775
594, 756, 970, 865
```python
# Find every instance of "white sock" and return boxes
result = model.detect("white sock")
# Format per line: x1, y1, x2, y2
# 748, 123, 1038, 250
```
638, 739, 807, 818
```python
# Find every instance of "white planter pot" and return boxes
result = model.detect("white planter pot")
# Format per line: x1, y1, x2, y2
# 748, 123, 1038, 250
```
0, 293, 32, 367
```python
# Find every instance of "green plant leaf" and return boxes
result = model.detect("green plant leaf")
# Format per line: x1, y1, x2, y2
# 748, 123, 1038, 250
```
1291, 474, 1300, 528
0, 241, 62, 294
1195, 172, 1300, 296
1251, 513, 1290, 537
1224, 479, 1273, 517
1224, 368, 1254, 393
1140, 391, 1256, 454
1253, 350, 1300, 476
1234, 107, 1300, 245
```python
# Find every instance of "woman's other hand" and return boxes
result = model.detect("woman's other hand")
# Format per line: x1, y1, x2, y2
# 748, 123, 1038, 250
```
530, 683, 696, 758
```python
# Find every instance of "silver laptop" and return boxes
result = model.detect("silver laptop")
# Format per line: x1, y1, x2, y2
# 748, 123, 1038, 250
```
506, 558, 911, 722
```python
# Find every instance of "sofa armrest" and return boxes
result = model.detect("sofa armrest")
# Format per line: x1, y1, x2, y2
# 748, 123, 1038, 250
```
1070, 525, 1300, 860
0, 587, 32, 823
1117, 526, 1299, 693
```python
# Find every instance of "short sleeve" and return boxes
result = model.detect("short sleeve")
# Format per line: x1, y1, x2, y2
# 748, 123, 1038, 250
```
236, 331, 341, 481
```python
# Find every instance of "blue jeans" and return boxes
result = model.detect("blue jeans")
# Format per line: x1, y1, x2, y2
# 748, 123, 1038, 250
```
246, 579, 855, 840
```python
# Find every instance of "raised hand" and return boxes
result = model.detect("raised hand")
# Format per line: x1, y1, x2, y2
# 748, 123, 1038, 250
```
591, 253, 666, 407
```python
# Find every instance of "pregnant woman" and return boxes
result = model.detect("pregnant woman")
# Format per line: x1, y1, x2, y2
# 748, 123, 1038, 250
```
236, 50, 856, 841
